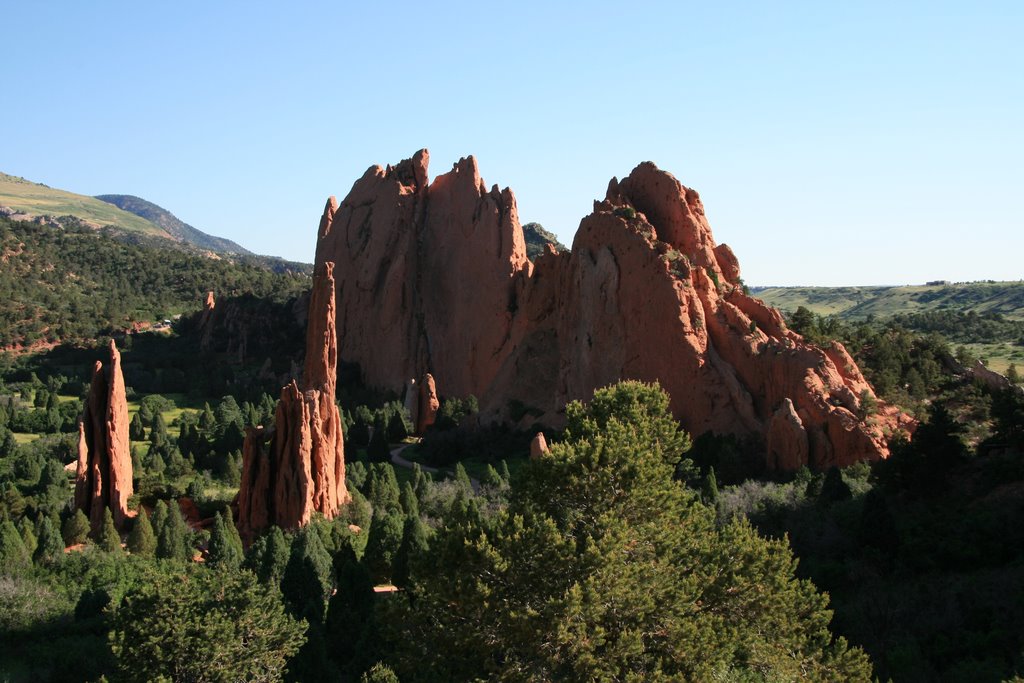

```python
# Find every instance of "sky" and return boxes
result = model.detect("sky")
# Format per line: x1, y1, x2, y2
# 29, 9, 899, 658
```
1, 1, 1021, 286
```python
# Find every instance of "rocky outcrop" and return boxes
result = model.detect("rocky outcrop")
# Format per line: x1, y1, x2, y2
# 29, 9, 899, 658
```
416, 373, 440, 434
235, 262, 349, 542
530, 432, 549, 459
74, 340, 133, 532
315, 151, 912, 470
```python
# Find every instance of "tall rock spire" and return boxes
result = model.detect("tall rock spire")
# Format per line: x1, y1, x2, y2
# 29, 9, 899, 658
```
236, 261, 349, 542
74, 340, 133, 532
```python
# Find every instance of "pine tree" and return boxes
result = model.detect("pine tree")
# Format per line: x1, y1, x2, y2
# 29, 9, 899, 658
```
386, 410, 409, 443
399, 481, 419, 519
17, 516, 37, 556
281, 526, 333, 624
701, 467, 720, 505
156, 499, 190, 561
386, 381, 871, 681
199, 403, 215, 431
127, 507, 157, 556
62, 509, 91, 546
149, 412, 168, 447
207, 511, 243, 569
0, 517, 31, 574
245, 525, 291, 586
393, 513, 429, 589
481, 464, 503, 489
368, 417, 390, 463
0, 431, 17, 458
367, 464, 401, 516
129, 412, 146, 441
819, 466, 853, 505
361, 663, 400, 683
362, 512, 403, 585
97, 508, 122, 553
454, 462, 472, 492
326, 549, 377, 677
499, 459, 512, 483
33, 515, 64, 565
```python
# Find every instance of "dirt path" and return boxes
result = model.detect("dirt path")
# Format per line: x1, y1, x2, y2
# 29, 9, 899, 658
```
389, 444, 481, 492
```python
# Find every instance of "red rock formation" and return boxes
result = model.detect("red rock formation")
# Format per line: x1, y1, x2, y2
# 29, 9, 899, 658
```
416, 373, 440, 434
530, 432, 549, 459
74, 340, 133, 532
315, 152, 912, 470
235, 262, 349, 542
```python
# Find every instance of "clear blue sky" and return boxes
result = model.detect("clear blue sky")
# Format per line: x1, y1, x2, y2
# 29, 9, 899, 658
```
2, 1, 1021, 285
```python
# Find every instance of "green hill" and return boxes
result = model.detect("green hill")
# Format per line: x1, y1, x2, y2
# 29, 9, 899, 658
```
752, 282, 1024, 321
0, 213, 309, 348
95, 194, 251, 255
0, 172, 170, 238
523, 222, 568, 261
753, 282, 1024, 374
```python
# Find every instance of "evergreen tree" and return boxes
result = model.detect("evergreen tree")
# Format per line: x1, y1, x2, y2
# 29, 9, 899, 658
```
454, 462, 472, 492
207, 511, 243, 569
156, 499, 190, 561
245, 525, 291, 586
33, 514, 64, 565
1007, 362, 1020, 385
127, 507, 157, 556
499, 459, 512, 483
149, 412, 168, 447
199, 403, 216, 431
367, 464, 401, 516
17, 516, 37, 556
819, 466, 853, 504
129, 412, 146, 441
361, 663, 400, 683
362, 512, 403, 584
387, 381, 870, 681
349, 419, 371, 448
38, 458, 66, 489
326, 548, 378, 677
399, 481, 419, 519
62, 509, 91, 545
281, 526, 333, 624
481, 463, 503, 489
368, 417, 391, 463
386, 410, 409, 443
96, 508, 122, 552
110, 567, 306, 682
393, 513, 429, 589
0, 430, 17, 458
701, 466, 720, 505
0, 517, 31, 574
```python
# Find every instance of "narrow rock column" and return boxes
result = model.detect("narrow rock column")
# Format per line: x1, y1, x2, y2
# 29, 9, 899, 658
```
74, 340, 133, 532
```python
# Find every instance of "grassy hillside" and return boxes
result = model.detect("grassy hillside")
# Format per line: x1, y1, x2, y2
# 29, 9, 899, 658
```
755, 282, 1024, 374
753, 282, 1024, 321
95, 193, 251, 255
0, 172, 169, 237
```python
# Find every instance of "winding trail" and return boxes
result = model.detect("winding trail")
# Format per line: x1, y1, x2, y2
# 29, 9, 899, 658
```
388, 443, 481, 492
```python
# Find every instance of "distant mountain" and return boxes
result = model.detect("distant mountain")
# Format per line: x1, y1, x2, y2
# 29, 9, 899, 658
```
752, 282, 1024, 320
522, 222, 567, 261
95, 194, 251, 255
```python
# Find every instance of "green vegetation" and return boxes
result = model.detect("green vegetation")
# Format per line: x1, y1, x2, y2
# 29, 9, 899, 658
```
95, 193, 250, 255
0, 172, 169, 237
0, 214, 309, 347
521, 221, 567, 261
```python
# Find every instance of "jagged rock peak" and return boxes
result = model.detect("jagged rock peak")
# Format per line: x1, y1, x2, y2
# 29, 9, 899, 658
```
315, 152, 913, 471
235, 262, 348, 542
74, 340, 133, 532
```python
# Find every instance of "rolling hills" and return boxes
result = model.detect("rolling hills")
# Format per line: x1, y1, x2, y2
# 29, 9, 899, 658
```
95, 194, 250, 255
752, 281, 1024, 320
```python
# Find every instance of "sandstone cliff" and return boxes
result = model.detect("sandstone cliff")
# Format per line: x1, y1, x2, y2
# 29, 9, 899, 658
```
74, 340, 133, 532
235, 262, 349, 541
315, 151, 912, 470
